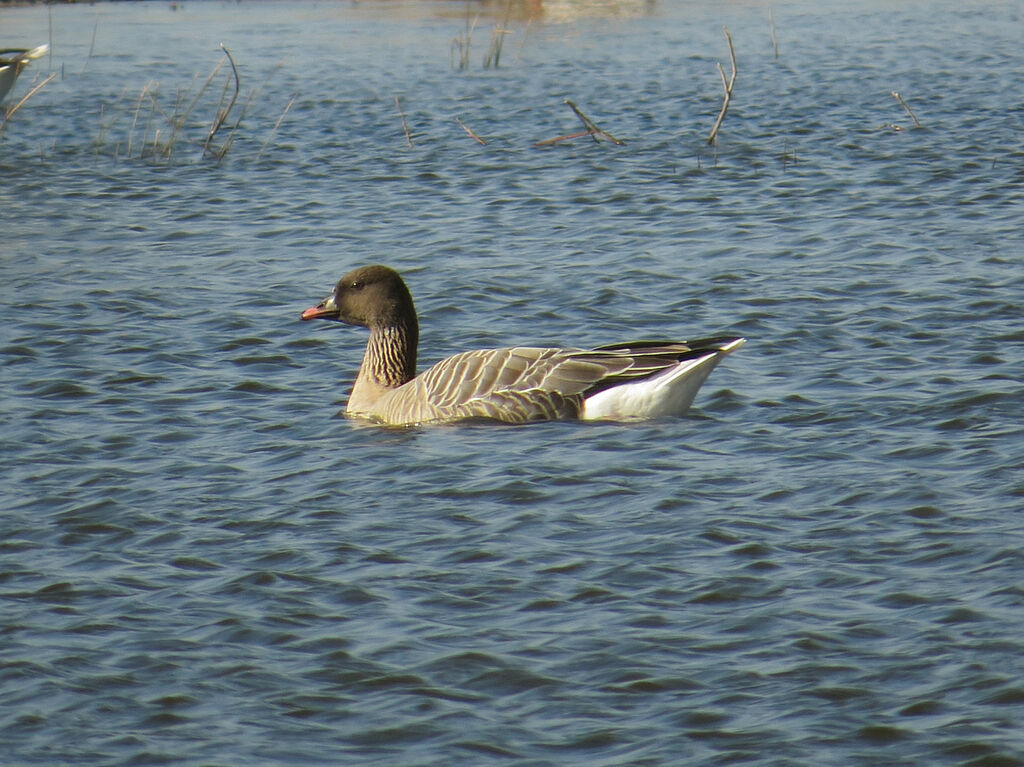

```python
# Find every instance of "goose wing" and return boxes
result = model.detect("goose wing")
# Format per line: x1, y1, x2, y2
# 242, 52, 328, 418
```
384, 347, 633, 424
374, 339, 743, 425
0, 45, 48, 103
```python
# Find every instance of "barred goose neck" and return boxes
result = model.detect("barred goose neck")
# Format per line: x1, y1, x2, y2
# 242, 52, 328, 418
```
362, 323, 418, 388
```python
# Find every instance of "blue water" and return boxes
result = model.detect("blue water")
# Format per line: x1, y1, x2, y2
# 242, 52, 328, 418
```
2, 1, 1023, 765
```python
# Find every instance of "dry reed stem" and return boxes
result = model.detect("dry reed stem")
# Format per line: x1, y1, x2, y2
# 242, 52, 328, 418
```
140, 86, 162, 158
707, 26, 737, 145
203, 44, 240, 159
126, 80, 154, 158
258, 93, 297, 159
215, 85, 253, 163
890, 91, 921, 128
165, 59, 224, 160
83, 16, 99, 73
0, 72, 56, 134
769, 10, 779, 59
455, 116, 486, 145
47, 5, 53, 73
395, 96, 413, 147
451, 15, 478, 71
484, 0, 513, 68
483, 27, 510, 69
513, 16, 533, 65
782, 138, 797, 169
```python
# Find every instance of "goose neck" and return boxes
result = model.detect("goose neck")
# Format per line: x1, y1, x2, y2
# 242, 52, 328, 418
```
363, 324, 417, 388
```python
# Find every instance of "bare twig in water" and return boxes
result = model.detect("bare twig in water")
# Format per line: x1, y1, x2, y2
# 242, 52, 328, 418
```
203, 43, 240, 159
535, 99, 625, 147
890, 91, 921, 129
707, 26, 737, 145
769, 9, 779, 59
395, 96, 413, 147
455, 116, 486, 145
0, 72, 56, 134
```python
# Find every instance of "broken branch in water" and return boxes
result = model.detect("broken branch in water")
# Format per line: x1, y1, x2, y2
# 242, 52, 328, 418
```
203, 44, 240, 159
890, 91, 921, 129
455, 116, 486, 145
707, 26, 737, 145
535, 99, 625, 147
565, 99, 625, 144
395, 96, 413, 148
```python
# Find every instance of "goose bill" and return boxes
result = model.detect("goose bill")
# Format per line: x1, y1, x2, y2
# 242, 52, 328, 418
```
301, 295, 339, 321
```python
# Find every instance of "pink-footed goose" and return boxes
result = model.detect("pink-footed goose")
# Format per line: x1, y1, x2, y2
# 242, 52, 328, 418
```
300, 265, 744, 425
0, 45, 48, 103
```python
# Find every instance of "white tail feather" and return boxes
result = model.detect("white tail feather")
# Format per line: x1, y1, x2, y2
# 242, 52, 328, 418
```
581, 338, 744, 421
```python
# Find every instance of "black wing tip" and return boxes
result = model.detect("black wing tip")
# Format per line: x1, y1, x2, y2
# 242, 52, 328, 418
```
592, 336, 745, 354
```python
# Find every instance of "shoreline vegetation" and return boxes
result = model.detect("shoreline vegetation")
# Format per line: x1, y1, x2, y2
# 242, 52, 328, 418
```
2, 0, 924, 164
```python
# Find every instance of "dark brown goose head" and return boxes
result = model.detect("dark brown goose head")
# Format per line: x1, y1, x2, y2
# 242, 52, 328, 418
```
301, 265, 419, 385
301, 266, 416, 329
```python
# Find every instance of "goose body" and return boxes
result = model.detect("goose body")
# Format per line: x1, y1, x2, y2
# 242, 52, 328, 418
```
0, 45, 48, 103
300, 266, 744, 426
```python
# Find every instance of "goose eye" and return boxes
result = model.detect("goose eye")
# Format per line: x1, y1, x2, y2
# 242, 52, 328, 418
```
350, 280, 363, 290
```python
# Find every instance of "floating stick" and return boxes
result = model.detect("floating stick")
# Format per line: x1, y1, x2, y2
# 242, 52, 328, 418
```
890, 91, 921, 129
395, 96, 413, 147
455, 116, 486, 145
534, 130, 594, 147
707, 26, 737, 145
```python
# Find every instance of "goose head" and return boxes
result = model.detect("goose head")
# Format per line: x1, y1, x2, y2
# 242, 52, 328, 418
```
301, 265, 417, 331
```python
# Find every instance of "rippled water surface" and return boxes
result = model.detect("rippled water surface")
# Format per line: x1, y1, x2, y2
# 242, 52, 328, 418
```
2, 1, 1023, 764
